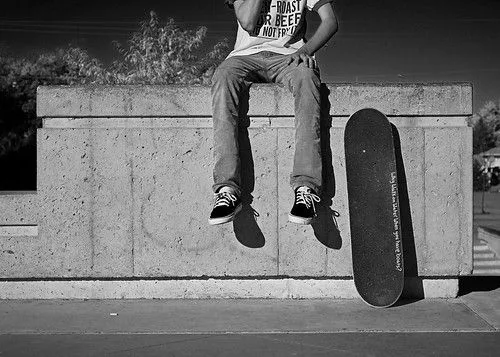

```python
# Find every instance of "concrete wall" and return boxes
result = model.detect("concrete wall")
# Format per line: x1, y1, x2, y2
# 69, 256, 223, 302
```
0, 83, 473, 297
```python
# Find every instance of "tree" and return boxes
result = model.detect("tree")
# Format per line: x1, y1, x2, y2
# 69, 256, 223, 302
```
0, 12, 230, 189
0, 11, 230, 158
473, 156, 489, 191
469, 100, 500, 193
469, 100, 500, 154
0, 48, 108, 157
110, 11, 230, 85
472, 117, 496, 155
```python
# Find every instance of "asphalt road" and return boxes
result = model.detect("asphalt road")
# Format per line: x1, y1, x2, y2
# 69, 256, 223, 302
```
1, 332, 500, 357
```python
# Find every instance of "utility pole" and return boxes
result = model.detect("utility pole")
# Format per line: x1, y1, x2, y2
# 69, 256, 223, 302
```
481, 158, 490, 214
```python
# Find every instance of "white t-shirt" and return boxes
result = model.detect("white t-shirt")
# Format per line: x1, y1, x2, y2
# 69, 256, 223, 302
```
225, 0, 334, 58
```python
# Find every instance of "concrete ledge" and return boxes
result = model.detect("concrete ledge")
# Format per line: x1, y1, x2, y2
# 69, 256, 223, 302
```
0, 226, 38, 237
0, 278, 458, 299
42, 116, 470, 129
37, 83, 473, 117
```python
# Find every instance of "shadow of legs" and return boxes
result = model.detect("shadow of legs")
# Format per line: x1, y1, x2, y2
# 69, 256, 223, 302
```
312, 84, 342, 249
232, 88, 265, 248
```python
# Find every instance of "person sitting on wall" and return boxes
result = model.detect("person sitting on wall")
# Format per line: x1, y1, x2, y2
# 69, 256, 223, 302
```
209, 0, 338, 226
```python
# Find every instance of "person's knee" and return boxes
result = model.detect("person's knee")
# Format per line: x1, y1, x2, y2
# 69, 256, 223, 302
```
295, 65, 320, 84
290, 65, 321, 93
212, 59, 243, 86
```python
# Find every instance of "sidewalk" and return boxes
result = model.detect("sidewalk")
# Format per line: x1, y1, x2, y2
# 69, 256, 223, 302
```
0, 278, 499, 356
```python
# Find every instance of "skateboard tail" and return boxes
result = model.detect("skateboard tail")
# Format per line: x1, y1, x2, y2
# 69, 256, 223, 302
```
353, 274, 404, 308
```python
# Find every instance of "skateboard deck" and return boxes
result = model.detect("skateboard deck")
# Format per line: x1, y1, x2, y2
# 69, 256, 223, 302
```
344, 108, 404, 308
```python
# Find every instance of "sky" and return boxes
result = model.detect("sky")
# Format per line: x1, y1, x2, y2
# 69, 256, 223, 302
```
0, 0, 499, 112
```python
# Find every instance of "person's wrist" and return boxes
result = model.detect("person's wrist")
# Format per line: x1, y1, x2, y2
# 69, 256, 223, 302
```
298, 47, 313, 56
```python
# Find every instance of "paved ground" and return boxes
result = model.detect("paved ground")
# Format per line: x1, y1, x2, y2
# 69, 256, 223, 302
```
0, 277, 499, 356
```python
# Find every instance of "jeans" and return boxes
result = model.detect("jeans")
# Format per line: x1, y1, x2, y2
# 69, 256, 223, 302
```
211, 51, 322, 197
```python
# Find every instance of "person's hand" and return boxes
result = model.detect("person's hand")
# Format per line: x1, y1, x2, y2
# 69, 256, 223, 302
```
286, 50, 317, 69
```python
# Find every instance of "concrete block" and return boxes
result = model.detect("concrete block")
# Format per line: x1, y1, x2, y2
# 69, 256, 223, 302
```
88, 129, 135, 276
31, 127, 280, 278
2, 130, 95, 278
392, 126, 426, 276
462, 126, 474, 273
424, 127, 472, 275
132, 127, 279, 276
277, 128, 328, 276
0, 192, 38, 225
0, 193, 40, 277
36, 129, 94, 277
1, 83, 472, 287
403, 278, 459, 298
0, 235, 40, 277
325, 126, 352, 275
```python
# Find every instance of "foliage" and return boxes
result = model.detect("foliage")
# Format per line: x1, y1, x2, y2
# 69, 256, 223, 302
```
111, 11, 229, 85
470, 101, 500, 191
0, 48, 107, 156
469, 100, 500, 154
0, 11, 230, 160
473, 156, 490, 191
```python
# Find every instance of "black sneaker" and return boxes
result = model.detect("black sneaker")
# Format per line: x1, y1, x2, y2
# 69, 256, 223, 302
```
208, 190, 242, 225
288, 186, 320, 225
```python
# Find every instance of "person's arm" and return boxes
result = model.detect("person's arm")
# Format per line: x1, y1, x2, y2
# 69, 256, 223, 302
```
288, 3, 338, 68
300, 3, 338, 56
233, 0, 264, 32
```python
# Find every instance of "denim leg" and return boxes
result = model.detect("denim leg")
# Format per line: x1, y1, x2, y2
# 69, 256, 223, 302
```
269, 59, 323, 194
211, 56, 263, 196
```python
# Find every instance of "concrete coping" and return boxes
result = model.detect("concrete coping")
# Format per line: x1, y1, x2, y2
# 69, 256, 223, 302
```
37, 82, 473, 118
41, 116, 470, 129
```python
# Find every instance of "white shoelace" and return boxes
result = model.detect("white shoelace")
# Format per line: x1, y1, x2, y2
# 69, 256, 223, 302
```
214, 191, 238, 207
295, 187, 321, 212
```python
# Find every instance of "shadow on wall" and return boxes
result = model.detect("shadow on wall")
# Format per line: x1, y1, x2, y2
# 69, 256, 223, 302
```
391, 124, 424, 299
312, 84, 342, 250
232, 83, 343, 251
459, 276, 500, 296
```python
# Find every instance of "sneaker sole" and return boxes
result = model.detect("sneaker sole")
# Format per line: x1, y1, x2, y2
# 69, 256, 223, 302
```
288, 213, 313, 225
208, 204, 243, 225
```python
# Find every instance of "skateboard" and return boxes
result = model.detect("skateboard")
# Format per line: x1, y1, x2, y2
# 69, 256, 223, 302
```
344, 108, 404, 308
